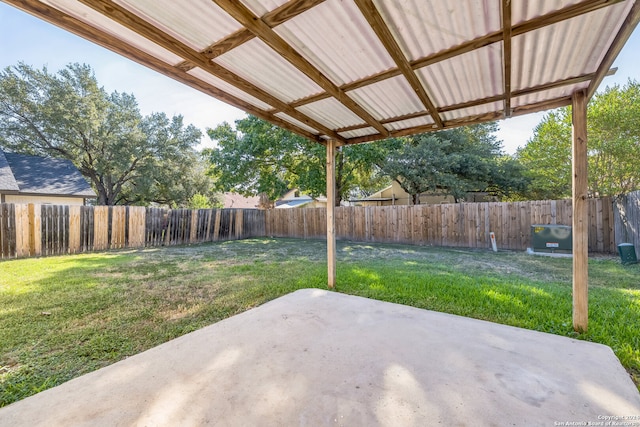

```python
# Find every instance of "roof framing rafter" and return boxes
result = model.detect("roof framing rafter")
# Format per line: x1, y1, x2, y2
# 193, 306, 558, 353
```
282, 0, 626, 112
587, 0, 640, 98
2, 0, 322, 141
212, 0, 390, 137
177, 0, 327, 71
353, 0, 444, 128
501, 0, 512, 117
334, 69, 617, 134
75, 0, 345, 142
345, 93, 576, 145
3, 0, 637, 146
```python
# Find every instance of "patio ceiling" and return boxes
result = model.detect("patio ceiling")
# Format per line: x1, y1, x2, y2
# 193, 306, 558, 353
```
4, 0, 639, 146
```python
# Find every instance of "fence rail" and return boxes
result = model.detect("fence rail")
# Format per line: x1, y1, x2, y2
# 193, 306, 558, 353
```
0, 204, 265, 259
0, 197, 621, 259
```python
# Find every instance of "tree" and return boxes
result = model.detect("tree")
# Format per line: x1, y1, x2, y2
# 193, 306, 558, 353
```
516, 79, 640, 199
206, 115, 392, 206
0, 62, 211, 206
116, 113, 220, 207
378, 123, 527, 203
515, 109, 572, 200
588, 80, 640, 196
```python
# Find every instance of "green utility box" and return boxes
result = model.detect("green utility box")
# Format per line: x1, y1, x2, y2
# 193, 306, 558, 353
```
617, 243, 638, 265
531, 225, 572, 253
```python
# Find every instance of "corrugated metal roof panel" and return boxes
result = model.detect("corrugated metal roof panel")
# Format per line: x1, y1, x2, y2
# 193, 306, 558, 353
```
384, 116, 434, 132
373, 0, 502, 61
338, 127, 377, 139
187, 68, 274, 111
275, 0, 396, 86
20, 0, 637, 146
214, 38, 324, 103
41, 0, 184, 65
512, 3, 631, 91
512, 82, 589, 108
297, 98, 366, 129
512, 0, 583, 25
416, 44, 503, 108
441, 101, 502, 121
274, 113, 321, 135
241, 0, 290, 17
114, 0, 241, 52
347, 75, 424, 121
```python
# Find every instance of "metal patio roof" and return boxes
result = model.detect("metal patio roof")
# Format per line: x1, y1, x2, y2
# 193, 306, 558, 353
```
3, 0, 639, 145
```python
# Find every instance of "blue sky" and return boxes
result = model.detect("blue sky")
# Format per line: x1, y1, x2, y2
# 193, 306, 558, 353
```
1, 2, 639, 153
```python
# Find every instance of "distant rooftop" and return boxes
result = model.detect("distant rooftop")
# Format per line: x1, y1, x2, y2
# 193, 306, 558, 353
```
223, 192, 261, 209
0, 150, 96, 197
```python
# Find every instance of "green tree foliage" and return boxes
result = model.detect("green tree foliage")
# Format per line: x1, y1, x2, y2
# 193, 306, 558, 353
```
379, 123, 527, 203
515, 109, 572, 200
0, 63, 214, 206
516, 79, 640, 199
188, 192, 222, 209
588, 80, 640, 196
206, 115, 392, 206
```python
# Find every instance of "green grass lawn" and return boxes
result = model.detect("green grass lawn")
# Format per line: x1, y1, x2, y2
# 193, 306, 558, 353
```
1, 238, 638, 406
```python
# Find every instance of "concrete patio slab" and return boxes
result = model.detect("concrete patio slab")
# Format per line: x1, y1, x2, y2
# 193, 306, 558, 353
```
1, 289, 639, 426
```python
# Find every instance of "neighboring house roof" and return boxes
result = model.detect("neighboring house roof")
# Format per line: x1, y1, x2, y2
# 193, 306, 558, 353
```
223, 192, 261, 209
0, 150, 96, 197
276, 198, 314, 209
275, 193, 327, 209
0, 150, 19, 192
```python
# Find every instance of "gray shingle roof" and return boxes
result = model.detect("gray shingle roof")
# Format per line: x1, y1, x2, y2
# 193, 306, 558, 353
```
0, 150, 96, 197
0, 150, 20, 192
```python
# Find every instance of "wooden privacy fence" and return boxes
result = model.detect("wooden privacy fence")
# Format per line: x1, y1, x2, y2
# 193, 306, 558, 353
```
265, 198, 616, 253
614, 190, 640, 255
0, 204, 265, 258
0, 197, 619, 259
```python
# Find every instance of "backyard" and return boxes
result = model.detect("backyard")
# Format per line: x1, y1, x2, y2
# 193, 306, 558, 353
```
0, 238, 638, 407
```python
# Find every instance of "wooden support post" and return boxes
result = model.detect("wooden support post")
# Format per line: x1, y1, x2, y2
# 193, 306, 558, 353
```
572, 90, 588, 332
326, 139, 336, 289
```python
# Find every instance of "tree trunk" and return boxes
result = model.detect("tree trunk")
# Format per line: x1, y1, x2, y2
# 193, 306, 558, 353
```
334, 147, 344, 207
97, 191, 107, 205
412, 193, 419, 205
